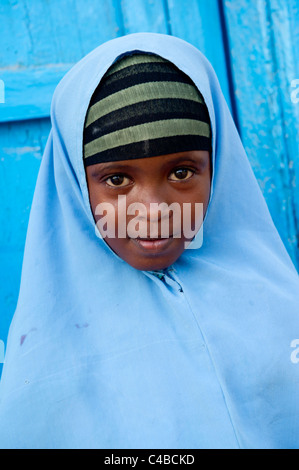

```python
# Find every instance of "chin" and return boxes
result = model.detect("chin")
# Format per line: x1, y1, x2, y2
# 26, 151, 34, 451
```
126, 255, 179, 271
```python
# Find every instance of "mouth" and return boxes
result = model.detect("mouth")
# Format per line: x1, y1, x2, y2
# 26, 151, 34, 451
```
129, 235, 175, 253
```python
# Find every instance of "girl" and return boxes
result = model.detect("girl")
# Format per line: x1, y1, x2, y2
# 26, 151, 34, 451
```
0, 32, 298, 449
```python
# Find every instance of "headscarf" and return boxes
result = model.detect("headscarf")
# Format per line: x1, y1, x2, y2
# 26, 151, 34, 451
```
0, 33, 298, 449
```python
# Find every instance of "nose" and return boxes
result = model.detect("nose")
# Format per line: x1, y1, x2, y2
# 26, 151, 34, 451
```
126, 184, 178, 239
131, 184, 168, 222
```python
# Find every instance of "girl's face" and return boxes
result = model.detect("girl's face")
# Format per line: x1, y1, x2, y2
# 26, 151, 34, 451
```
85, 150, 211, 271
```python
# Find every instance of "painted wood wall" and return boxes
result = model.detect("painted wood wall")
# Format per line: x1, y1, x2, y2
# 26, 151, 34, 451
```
0, 0, 298, 368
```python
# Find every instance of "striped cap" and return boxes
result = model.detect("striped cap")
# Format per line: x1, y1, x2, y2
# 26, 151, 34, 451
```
83, 53, 211, 166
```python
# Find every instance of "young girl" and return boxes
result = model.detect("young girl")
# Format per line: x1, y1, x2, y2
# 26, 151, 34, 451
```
0, 32, 298, 449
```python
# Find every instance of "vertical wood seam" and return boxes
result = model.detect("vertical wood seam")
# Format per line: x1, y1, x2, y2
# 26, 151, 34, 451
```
162, 0, 172, 35
217, 0, 241, 134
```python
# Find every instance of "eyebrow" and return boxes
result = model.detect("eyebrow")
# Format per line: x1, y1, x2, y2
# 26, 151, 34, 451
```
162, 155, 208, 167
89, 162, 141, 176
89, 154, 208, 176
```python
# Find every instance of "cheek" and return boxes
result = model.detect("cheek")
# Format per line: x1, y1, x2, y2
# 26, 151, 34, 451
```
184, 186, 211, 232
199, 176, 212, 216
91, 197, 120, 240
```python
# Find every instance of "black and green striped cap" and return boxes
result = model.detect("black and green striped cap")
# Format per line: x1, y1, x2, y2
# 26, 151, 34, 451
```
83, 53, 211, 166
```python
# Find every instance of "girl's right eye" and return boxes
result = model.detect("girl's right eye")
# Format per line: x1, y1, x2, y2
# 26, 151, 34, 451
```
105, 174, 131, 187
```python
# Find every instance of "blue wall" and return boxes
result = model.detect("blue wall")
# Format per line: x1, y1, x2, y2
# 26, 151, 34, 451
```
0, 0, 298, 371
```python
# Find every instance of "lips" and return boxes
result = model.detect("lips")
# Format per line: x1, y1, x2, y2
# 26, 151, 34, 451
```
129, 235, 174, 253
136, 236, 173, 241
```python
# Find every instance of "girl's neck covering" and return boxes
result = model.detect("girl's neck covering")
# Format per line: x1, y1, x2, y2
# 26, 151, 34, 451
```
83, 53, 211, 165
0, 33, 298, 449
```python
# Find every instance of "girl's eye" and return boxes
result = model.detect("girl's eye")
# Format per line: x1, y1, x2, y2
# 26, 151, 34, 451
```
169, 168, 194, 181
105, 174, 131, 187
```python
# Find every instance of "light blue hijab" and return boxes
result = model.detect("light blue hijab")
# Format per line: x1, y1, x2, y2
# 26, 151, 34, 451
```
0, 33, 298, 449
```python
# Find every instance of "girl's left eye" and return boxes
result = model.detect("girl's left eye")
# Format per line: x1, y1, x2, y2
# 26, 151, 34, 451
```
105, 174, 131, 187
169, 168, 194, 181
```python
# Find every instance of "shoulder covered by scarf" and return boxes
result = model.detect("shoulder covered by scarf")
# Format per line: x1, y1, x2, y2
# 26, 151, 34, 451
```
0, 33, 298, 449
